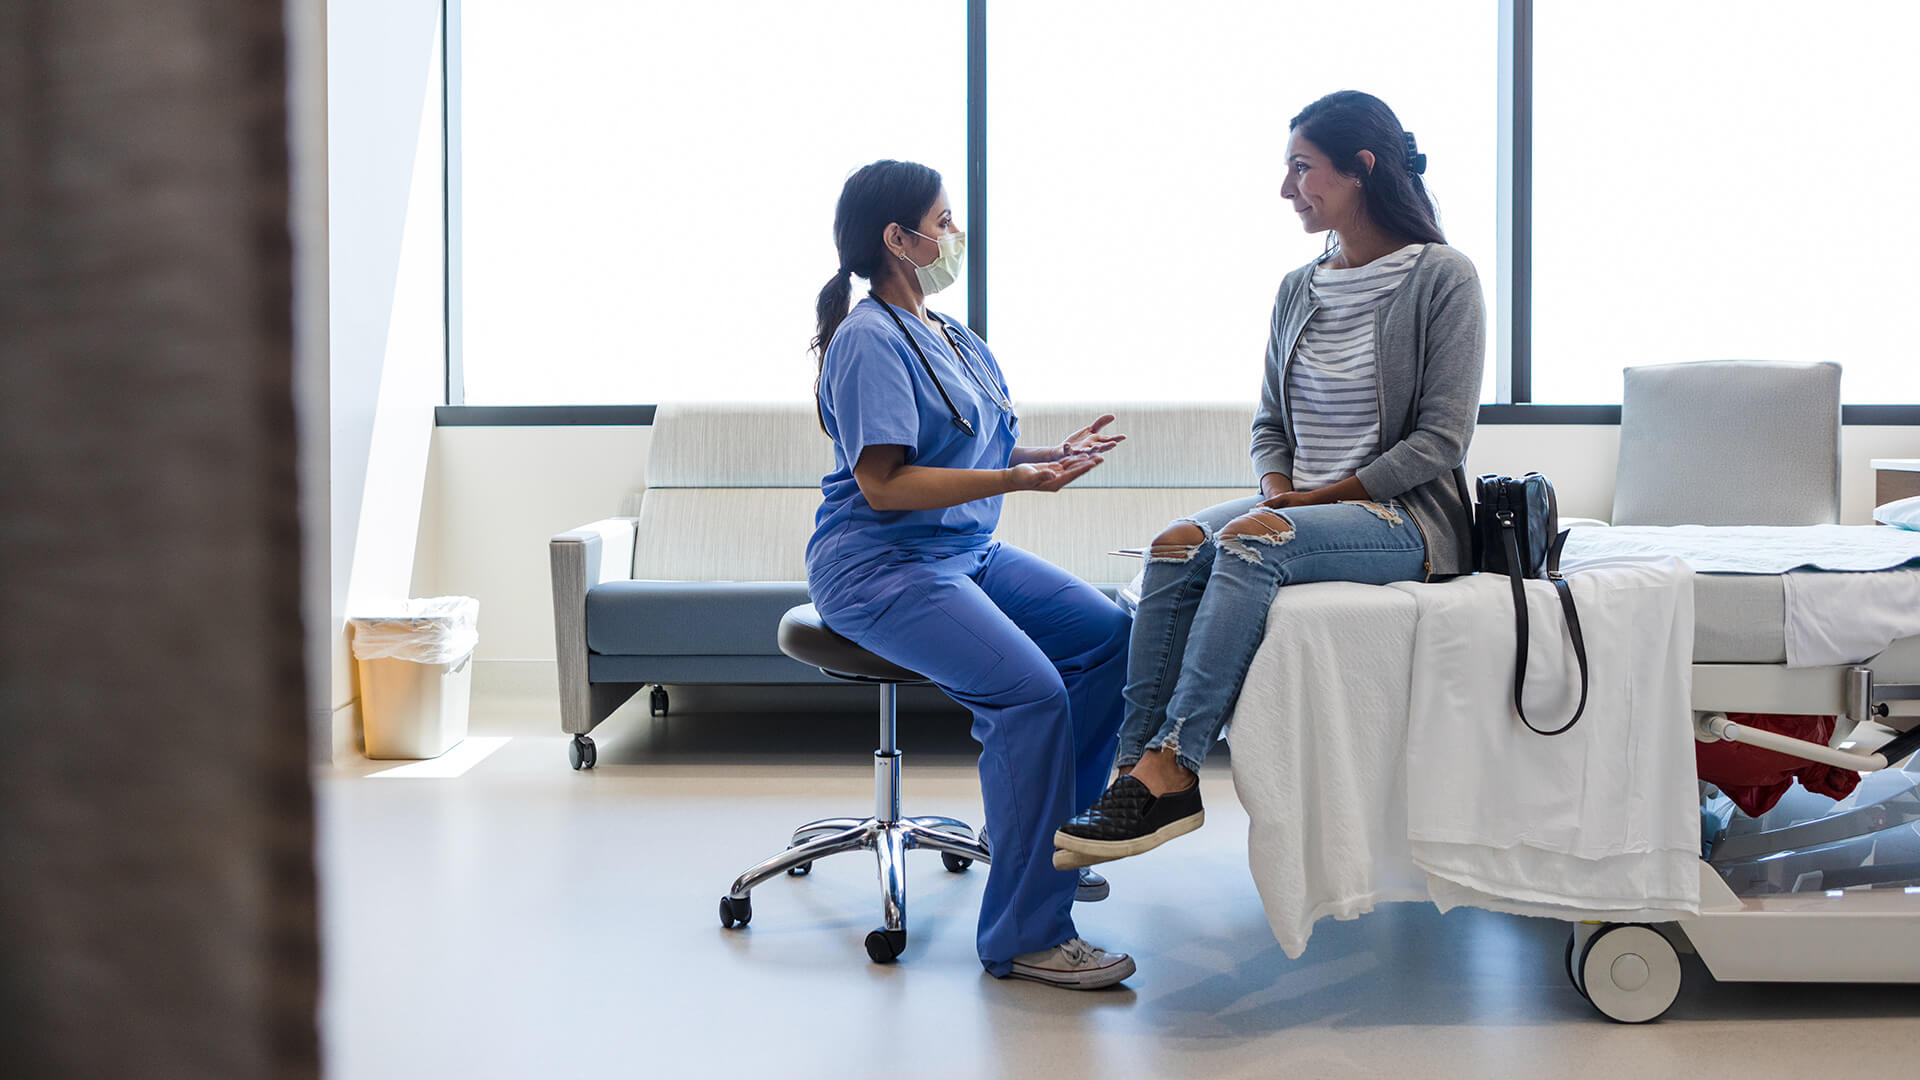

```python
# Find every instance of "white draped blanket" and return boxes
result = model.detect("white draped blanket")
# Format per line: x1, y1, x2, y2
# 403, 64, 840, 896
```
1231, 558, 1702, 958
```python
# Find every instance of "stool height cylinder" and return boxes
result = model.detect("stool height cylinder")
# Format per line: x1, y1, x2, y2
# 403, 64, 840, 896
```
876, 683, 900, 823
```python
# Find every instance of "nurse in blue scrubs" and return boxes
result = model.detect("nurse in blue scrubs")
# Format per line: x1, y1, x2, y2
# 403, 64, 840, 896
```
806, 159, 1137, 990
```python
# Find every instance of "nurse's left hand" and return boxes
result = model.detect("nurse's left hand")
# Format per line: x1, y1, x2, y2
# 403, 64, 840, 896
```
1054, 415, 1126, 460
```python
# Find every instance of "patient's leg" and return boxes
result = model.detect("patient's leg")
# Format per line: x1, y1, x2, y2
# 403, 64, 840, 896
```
1152, 501, 1428, 784
1059, 501, 1427, 865
1133, 507, 1296, 791
1117, 495, 1260, 772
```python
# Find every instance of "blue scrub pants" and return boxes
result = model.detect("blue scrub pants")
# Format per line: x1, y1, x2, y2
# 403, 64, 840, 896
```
816, 541, 1130, 975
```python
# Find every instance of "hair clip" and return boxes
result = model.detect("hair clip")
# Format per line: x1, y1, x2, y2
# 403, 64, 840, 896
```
1403, 132, 1427, 175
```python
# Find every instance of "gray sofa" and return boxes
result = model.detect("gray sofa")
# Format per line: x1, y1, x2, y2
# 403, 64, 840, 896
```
549, 400, 1259, 768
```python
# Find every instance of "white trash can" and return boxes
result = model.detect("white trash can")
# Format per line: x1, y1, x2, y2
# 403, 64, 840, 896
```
350, 596, 479, 760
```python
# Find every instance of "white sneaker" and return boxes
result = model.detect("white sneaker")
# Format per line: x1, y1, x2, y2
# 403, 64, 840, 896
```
1006, 937, 1135, 990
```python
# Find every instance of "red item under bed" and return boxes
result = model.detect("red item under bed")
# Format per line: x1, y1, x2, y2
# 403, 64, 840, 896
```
1694, 713, 1862, 817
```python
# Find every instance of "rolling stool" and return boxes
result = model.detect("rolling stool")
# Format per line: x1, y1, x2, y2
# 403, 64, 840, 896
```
718, 603, 991, 963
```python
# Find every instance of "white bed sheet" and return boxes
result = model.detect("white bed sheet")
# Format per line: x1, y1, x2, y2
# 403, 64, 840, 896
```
1231, 559, 1701, 958
1564, 525, 1920, 667
1562, 524, 1920, 574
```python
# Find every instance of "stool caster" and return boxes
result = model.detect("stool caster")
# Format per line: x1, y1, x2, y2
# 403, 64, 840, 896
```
650, 685, 670, 717
864, 928, 906, 963
787, 862, 813, 876
719, 895, 752, 929
940, 851, 973, 873
568, 734, 596, 770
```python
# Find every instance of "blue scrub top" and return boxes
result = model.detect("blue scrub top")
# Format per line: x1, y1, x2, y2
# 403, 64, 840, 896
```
806, 298, 1020, 619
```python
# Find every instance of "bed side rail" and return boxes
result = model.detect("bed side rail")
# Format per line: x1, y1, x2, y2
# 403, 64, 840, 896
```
1696, 707, 1920, 774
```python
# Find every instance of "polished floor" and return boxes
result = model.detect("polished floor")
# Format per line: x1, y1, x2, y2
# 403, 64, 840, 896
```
319, 692, 1920, 1079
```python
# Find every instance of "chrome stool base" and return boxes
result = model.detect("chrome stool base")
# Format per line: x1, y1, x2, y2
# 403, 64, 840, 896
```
719, 684, 990, 963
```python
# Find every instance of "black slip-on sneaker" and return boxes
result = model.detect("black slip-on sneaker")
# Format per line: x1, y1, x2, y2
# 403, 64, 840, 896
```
1052, 774, 1205, 865
978, 826, 1109, 902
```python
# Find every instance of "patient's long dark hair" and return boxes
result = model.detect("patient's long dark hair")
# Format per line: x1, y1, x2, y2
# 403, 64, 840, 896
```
811, 160, 944, 430
1290, 91, 1446, 250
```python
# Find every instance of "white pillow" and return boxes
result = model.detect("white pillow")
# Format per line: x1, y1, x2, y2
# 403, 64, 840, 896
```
1874, 494, 1920, 531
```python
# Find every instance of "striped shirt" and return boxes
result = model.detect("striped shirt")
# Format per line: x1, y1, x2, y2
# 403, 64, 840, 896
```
1285, 243, 1427, 489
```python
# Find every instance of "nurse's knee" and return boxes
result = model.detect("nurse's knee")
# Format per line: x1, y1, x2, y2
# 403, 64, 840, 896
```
1218, 509, 1295, 564
1097, 600, 1133, 654
1149, 521, 1207, 563
999, 662, 1070, 713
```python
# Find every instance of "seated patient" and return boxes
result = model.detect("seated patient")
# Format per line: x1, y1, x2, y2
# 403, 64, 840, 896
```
1053, 91, 1487, 868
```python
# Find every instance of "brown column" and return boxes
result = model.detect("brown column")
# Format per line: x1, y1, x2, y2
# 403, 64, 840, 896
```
0, 2, 320, 1077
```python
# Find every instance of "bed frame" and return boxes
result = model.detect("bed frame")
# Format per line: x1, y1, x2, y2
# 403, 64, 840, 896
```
1564, 634, 1920, 1021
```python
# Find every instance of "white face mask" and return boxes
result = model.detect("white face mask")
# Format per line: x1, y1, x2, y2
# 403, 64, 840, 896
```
902, 228, 966, 294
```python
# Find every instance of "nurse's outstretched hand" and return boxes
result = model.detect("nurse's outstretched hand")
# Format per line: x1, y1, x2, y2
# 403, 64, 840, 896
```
1006, 452, 1104, 493
1055, 415, 1126, 460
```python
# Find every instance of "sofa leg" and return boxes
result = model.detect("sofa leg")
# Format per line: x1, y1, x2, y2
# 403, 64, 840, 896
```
568, 734, 597, 770
650, 685, 670, 717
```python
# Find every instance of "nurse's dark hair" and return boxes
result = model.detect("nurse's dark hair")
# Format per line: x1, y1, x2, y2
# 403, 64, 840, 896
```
1290, 91, 1446, 249
812, 160, 944, 429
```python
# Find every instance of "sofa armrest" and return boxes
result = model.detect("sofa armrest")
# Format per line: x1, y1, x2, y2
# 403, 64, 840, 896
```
551, 518, 638, 735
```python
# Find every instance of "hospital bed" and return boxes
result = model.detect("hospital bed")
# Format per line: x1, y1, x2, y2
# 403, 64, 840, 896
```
1147, 530, 1920, 1024
1498, 361, 1920, 1021
1560, 547, 1920, 1023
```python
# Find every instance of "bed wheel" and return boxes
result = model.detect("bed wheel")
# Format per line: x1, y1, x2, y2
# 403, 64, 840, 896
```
1578, 924, 1682, 1023
1564, 931, 1590, 1001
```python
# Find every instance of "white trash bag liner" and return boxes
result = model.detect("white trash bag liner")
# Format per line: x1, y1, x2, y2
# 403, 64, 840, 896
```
350, 596, 480, 664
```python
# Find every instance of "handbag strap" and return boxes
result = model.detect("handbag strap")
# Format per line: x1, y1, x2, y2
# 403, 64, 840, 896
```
1500, 520, 1589, 736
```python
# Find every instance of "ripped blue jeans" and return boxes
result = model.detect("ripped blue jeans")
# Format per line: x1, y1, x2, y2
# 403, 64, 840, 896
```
1117, 494, 1428, 774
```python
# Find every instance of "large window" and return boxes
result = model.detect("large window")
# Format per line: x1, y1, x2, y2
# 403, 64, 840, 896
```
457, 1, 967, 405
449, 1, 1918, 411
988, 1, 1499, 404
1532, 1, 1920, 404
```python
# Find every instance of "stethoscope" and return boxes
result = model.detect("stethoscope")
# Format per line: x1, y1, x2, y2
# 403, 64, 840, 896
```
873, 295, 1013, 438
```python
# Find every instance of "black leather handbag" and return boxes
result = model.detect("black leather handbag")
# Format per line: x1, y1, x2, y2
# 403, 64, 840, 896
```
1471, 472, 1589, 736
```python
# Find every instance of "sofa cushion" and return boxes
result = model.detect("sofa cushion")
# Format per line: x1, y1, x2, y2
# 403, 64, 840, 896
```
644, 401, 1260, 490
646, 403, 836, 489
629, 486, 1255, 584
1009, 404, 1258, 488
587, 580, 811, 656
633, 489, 817, 580
587, 578, 1129, 659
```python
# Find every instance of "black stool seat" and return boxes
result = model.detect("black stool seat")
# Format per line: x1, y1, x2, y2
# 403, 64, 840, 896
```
777, 604, 922, 683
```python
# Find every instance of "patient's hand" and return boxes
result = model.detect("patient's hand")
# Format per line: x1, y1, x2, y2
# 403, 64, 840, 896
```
1260, 490, 1320, 510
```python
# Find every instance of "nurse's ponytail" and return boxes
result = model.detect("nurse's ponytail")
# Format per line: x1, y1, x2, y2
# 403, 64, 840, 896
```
812, 267, 855, 424
811, 160, 944, 431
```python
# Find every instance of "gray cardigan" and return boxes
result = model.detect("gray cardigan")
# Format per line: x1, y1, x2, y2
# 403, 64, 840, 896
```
1251, 243, 1486, 577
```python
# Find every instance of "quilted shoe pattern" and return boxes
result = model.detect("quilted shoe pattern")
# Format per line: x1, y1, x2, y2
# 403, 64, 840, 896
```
1059, 776, 1159, 842
1053, 775, 1206, 864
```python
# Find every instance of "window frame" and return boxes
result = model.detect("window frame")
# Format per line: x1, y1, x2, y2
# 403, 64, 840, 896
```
436, 0, 1920, 425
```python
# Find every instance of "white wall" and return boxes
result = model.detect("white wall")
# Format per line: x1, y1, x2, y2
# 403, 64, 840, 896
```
414, 425, 652, 705
327, 0, 446, 758
416, 421, 1918, 717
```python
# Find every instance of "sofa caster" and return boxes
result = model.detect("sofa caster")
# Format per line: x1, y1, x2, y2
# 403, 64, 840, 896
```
650, 685, 670, 717
569, 734, 596, 770
865, 928, 906, 963
719, 895, 751, 929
